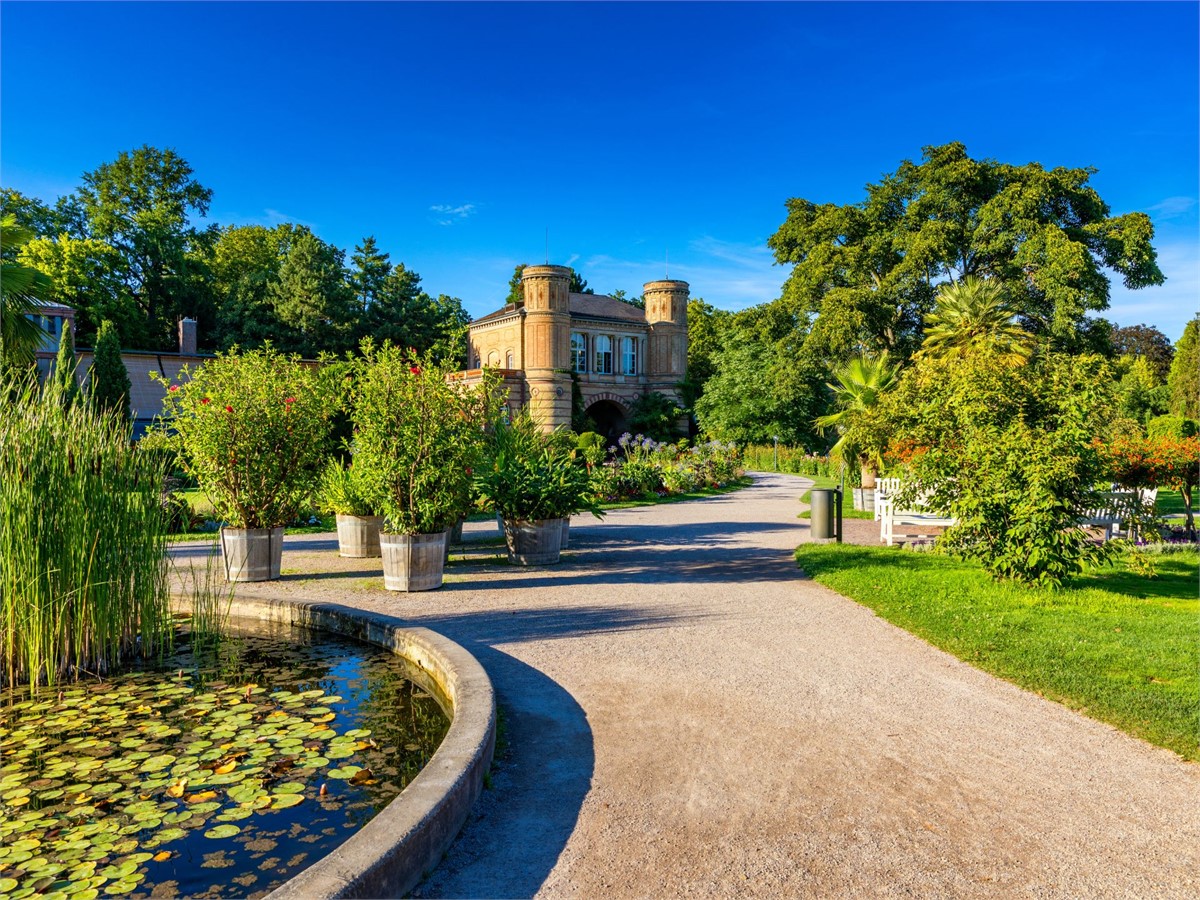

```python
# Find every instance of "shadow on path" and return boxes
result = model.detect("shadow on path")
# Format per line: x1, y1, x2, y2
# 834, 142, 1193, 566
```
395, 602, 699, 898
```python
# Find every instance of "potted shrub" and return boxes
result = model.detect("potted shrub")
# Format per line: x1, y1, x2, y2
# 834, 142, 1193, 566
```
476, 415, 602, 565
319, 460, 383, 558
153, 347, 340, 582
353, 343, 498, 591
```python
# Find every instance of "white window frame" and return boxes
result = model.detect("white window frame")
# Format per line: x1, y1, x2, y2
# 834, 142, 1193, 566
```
594, 335, 613, 375
571, 332, 587, 372
506, 350, 514, 369
620, 336, 637, 375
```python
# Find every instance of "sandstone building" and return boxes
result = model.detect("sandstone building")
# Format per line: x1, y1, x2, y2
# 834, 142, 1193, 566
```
461, 264, 689, 437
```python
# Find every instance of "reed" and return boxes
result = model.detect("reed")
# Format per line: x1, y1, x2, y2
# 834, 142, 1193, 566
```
0, 377, 172, 689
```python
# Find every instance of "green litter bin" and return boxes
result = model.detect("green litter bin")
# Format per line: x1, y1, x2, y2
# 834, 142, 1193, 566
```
810, 488, 843, 542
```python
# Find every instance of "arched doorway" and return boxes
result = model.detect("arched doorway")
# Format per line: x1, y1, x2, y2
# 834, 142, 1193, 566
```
584, 399, 628, 445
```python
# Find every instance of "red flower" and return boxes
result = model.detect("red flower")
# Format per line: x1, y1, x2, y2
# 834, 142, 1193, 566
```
200, 397, 211, 406
409, 366, 421, 375
225, 405, 234, 413
168, 384, 179, 392
284, 397, 296, 405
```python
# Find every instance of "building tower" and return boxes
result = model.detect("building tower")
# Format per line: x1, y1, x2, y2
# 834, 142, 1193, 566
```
643, 279, 689, 400
521, 264, 574, 430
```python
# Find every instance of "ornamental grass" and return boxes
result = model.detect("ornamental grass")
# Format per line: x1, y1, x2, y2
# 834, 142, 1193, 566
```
0, 379, 172, 689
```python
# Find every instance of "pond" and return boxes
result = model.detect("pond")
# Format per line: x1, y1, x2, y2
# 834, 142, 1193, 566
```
0, 619, 450, 899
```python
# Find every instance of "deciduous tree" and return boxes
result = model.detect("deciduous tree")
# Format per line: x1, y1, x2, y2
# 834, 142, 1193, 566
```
768, 142, 1165, 362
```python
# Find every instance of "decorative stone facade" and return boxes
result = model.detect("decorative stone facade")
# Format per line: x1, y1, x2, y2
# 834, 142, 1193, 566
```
462, 264, 689, 436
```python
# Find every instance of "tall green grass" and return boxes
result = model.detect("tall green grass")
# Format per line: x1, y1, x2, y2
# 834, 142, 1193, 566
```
0, 379, 172, 689
740, 444, 850, 480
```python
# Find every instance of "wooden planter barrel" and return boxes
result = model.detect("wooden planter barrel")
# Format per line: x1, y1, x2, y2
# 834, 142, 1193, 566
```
336, 514, 383, 558
380, 532, 446, 592
503, 518, 563, 566
220, 526, 284, 582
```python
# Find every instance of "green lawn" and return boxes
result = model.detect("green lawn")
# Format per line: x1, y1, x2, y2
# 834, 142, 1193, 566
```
169, 489, 334, 541
795, 543, 1200, 760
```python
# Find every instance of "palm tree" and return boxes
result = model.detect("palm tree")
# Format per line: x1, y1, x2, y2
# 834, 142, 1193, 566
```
815, 352, 899, 488
1, 215, 53, 375
921, 276, 1033, 363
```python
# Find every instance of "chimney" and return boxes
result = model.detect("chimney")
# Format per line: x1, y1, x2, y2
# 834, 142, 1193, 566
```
178, 318, 198, 356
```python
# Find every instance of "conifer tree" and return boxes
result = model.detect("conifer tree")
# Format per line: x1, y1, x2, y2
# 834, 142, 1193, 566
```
1167, 317, 1199, 419
53, 323, 81, 406
90, 319, 131, 421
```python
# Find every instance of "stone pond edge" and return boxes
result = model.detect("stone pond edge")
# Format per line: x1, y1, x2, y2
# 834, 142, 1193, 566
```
171, 593, 497, 899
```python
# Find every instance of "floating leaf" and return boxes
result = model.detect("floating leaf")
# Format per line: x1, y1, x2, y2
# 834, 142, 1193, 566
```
326, 766, 361, 781
204, 824, 241, 839
152, 850, 171, 862
270, 794, 303, 810
185, 791, 217, 803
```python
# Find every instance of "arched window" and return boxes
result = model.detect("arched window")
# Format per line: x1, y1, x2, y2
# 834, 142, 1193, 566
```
570, 333, 587, 372
594, 335, 613, 374
506, 350, 514, 369
620, 337, 637, 375
487, 350, 500, 367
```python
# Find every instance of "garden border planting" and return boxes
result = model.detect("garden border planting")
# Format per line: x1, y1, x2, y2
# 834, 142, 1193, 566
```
171, 592, 496, 899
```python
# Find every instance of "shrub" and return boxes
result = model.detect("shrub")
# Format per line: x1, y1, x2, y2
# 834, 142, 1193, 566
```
870, 350, 1119, 587
354, 344, 500, 534
1146, 415, 1198, 440
628, 392, 684, 442
317, 459, 375, 517
153, 346, 341, 529
475, 414, 601, 520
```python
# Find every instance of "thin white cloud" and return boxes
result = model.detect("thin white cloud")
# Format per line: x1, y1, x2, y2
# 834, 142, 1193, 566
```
577, 237, 782, 309
1106, 239, 1200, 340
430, 203, 477, 226
564, 253, 580, 267
1145, 196, 1197, 220
216, 208, 319, 230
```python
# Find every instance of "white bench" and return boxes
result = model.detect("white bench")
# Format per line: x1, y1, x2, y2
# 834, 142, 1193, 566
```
876, 479, 957, 546
1078, 490, 1154, 541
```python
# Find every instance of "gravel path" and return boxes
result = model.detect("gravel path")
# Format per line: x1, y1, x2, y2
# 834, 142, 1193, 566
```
205, 473, 1200, 898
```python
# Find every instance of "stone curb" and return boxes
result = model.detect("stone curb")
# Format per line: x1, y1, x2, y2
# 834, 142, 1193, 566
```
172, 593, 496, 899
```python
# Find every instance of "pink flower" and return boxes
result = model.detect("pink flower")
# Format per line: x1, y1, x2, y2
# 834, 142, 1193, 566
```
200, 397, 211, 406
169, 385, 179, 392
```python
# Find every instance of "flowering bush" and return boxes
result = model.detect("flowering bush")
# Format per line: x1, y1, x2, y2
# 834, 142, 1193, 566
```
152, 348, 342, 529
353, 343, 501, 534
1100, 431, 1199, 538
593, 434, 745, 501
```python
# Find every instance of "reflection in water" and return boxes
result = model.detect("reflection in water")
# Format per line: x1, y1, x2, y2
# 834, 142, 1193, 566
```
0, 619, 449, 899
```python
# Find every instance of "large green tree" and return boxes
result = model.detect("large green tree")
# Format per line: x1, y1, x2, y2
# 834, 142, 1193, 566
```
1111, 323, 1174, 382
268, 228, 355, 356
768, 142, 1165, 363
1167, 317, 1199, 419
73, 146, 215, 350
209, 224, 290, 350
680, 298, 732, 409
350, 236, 392, 317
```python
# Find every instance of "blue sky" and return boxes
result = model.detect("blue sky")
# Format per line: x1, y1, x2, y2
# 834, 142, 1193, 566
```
2, 1, 1197, 340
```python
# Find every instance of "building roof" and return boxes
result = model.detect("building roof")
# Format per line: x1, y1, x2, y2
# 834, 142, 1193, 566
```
470, 293, 646, 328
568, 293, 646, 323
30, 301, 77, 315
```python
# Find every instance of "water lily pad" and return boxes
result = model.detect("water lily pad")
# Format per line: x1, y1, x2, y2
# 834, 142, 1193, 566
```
204, 824, 241, 839
269, 793, 303, 810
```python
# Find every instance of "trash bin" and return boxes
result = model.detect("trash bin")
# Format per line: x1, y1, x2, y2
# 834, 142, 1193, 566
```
810, 488, 842, 542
